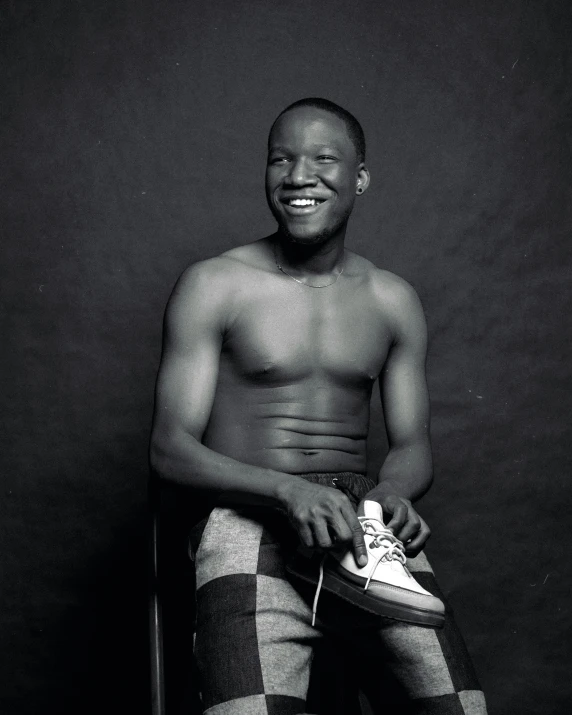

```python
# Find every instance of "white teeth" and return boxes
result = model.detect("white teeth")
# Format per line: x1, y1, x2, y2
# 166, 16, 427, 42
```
289, 198, 318, 206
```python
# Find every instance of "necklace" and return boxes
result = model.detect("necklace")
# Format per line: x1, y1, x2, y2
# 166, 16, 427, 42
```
273, 243, 345, 288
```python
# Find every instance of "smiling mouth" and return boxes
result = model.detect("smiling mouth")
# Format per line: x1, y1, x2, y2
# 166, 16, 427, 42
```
282, 197, 326, 207
285, 199, 325, 208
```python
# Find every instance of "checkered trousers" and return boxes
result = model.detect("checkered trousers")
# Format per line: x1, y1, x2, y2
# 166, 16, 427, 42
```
191, 473, 487, 715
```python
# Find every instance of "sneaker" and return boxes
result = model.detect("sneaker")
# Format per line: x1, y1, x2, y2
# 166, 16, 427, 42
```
287, 500, 445, 628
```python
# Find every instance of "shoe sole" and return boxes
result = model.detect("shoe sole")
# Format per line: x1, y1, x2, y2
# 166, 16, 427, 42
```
286, 554, 445, 629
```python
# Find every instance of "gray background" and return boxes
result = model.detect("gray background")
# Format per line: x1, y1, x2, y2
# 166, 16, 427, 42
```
1, 0, 571, 713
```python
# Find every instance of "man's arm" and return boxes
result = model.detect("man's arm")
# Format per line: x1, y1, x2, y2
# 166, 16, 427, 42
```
364, 279, 433, 556
150, 260, 296, 505
149, 260, 368, 564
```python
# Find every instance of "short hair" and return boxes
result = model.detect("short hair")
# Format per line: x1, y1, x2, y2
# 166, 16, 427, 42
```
270, 97, 366, 163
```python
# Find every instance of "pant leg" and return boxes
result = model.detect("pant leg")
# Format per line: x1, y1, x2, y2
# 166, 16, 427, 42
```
345, 551, 487, 715
193, 507, 319, 715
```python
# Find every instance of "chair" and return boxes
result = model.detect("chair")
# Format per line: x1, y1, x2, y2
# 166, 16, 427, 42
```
148, 478, 367, 715
149, 478, 166, 715
149, 478, 202, 715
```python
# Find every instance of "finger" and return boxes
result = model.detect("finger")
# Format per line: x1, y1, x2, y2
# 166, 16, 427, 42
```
327, 516, 353, 545
340, 503, 368, 567
326, 498, 355, 543
385, 503, 408, 535
323, 494, 356, 545
404, 522, 431, 557
297, 524, 314, 549
397, 514, 421, 545
312, 521, 333, 550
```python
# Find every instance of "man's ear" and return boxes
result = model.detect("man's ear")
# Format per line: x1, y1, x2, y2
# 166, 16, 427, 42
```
356, 164, 370, 195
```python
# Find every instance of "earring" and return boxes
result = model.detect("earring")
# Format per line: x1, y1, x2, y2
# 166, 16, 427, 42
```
357, 186, 363, 194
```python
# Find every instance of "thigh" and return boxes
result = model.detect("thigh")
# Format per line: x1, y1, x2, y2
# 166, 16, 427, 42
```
344, 552, 488, 715
193, 507, 317, 715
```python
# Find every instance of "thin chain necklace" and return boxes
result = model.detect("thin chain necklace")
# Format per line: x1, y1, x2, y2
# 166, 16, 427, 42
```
273, 243, 345, 288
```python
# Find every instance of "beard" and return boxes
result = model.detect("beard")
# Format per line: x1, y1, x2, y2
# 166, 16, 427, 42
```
271, 203, 354, 246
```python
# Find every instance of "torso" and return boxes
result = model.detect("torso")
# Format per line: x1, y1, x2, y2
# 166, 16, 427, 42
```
202, 240, 398, 475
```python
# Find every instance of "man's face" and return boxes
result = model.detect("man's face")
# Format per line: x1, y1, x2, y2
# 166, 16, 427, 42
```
266, 107, 368, 245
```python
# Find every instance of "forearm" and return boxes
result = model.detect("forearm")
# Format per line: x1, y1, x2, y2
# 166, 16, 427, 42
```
372, 439, 433, 503
149, 428, 303, 508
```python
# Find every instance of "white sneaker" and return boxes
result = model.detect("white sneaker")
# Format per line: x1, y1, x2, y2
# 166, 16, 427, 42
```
287, 500, 445, 628
326, 500, 445, 626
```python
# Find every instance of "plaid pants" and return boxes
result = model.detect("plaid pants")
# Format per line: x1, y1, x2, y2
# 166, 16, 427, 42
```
191, 473, 487, 715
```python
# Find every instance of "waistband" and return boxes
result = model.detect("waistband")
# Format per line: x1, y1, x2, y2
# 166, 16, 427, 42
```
295, 472, 375, 507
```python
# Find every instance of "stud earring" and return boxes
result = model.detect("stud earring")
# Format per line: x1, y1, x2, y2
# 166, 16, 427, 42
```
357, 186, 364, 194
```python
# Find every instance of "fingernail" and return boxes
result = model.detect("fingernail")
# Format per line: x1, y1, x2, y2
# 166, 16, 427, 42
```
359, 555, 368, 567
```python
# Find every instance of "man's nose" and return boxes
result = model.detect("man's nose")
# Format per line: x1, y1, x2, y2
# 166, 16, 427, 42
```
286, 158, 317, 186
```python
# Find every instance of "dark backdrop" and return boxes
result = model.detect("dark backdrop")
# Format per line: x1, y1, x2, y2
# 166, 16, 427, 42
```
2, 1, 571, 713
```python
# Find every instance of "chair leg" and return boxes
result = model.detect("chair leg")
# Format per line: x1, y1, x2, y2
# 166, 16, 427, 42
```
149, 497, 166, 715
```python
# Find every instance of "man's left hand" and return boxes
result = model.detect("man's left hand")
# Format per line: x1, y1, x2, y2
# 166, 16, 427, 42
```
362, 492, 431, 557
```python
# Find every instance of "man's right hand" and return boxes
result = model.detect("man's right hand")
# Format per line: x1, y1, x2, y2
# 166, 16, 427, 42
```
278, 478, 368, 567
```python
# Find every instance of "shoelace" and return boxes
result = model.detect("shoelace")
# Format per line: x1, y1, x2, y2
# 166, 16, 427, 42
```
311, 517, 406, 627
360, 518, 406, 589
311, 554, 327, 626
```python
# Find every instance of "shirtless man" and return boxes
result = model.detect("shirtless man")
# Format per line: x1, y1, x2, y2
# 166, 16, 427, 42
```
150, 98, 487, 714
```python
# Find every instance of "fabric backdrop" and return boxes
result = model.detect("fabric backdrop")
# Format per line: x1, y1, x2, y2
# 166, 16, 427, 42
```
1, 1, 570, 713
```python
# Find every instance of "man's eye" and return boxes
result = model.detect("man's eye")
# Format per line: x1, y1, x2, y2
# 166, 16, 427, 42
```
316, 155, 337, 162
269, 157, 289, 165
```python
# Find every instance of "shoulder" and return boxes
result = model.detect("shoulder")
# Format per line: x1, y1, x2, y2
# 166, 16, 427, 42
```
349, 252, 423, 315
168, 256, 231, 311
348, 251, 426, 340
165, 240, 273, 327
172, 240, 269, 303
220, 238, 273, 270
374, 270, 423, 319
164, 255, 236, 333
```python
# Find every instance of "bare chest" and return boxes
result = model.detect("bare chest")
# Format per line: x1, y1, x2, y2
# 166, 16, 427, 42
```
221, 283, 393, 386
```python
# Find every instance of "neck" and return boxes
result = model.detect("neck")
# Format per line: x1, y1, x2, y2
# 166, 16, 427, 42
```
273, 232, 346, 276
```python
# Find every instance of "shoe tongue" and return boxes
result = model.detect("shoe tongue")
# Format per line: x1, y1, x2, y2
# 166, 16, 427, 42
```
361, 499, 385, 524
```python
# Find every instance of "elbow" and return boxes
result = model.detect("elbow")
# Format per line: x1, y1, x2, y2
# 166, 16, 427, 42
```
423, 469, 434, 495
149, 426, 182, 481
416, 453, 434, 499
149, 425, 201, 486
149, 434, 169, 480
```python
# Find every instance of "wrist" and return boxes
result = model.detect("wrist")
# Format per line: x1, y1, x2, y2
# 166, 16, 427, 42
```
366, 483, 411, 504
273, 473, 305, 509
372, 479, 407, 494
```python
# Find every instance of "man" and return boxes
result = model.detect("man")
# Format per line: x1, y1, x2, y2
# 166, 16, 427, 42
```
150, 98, 487, 714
